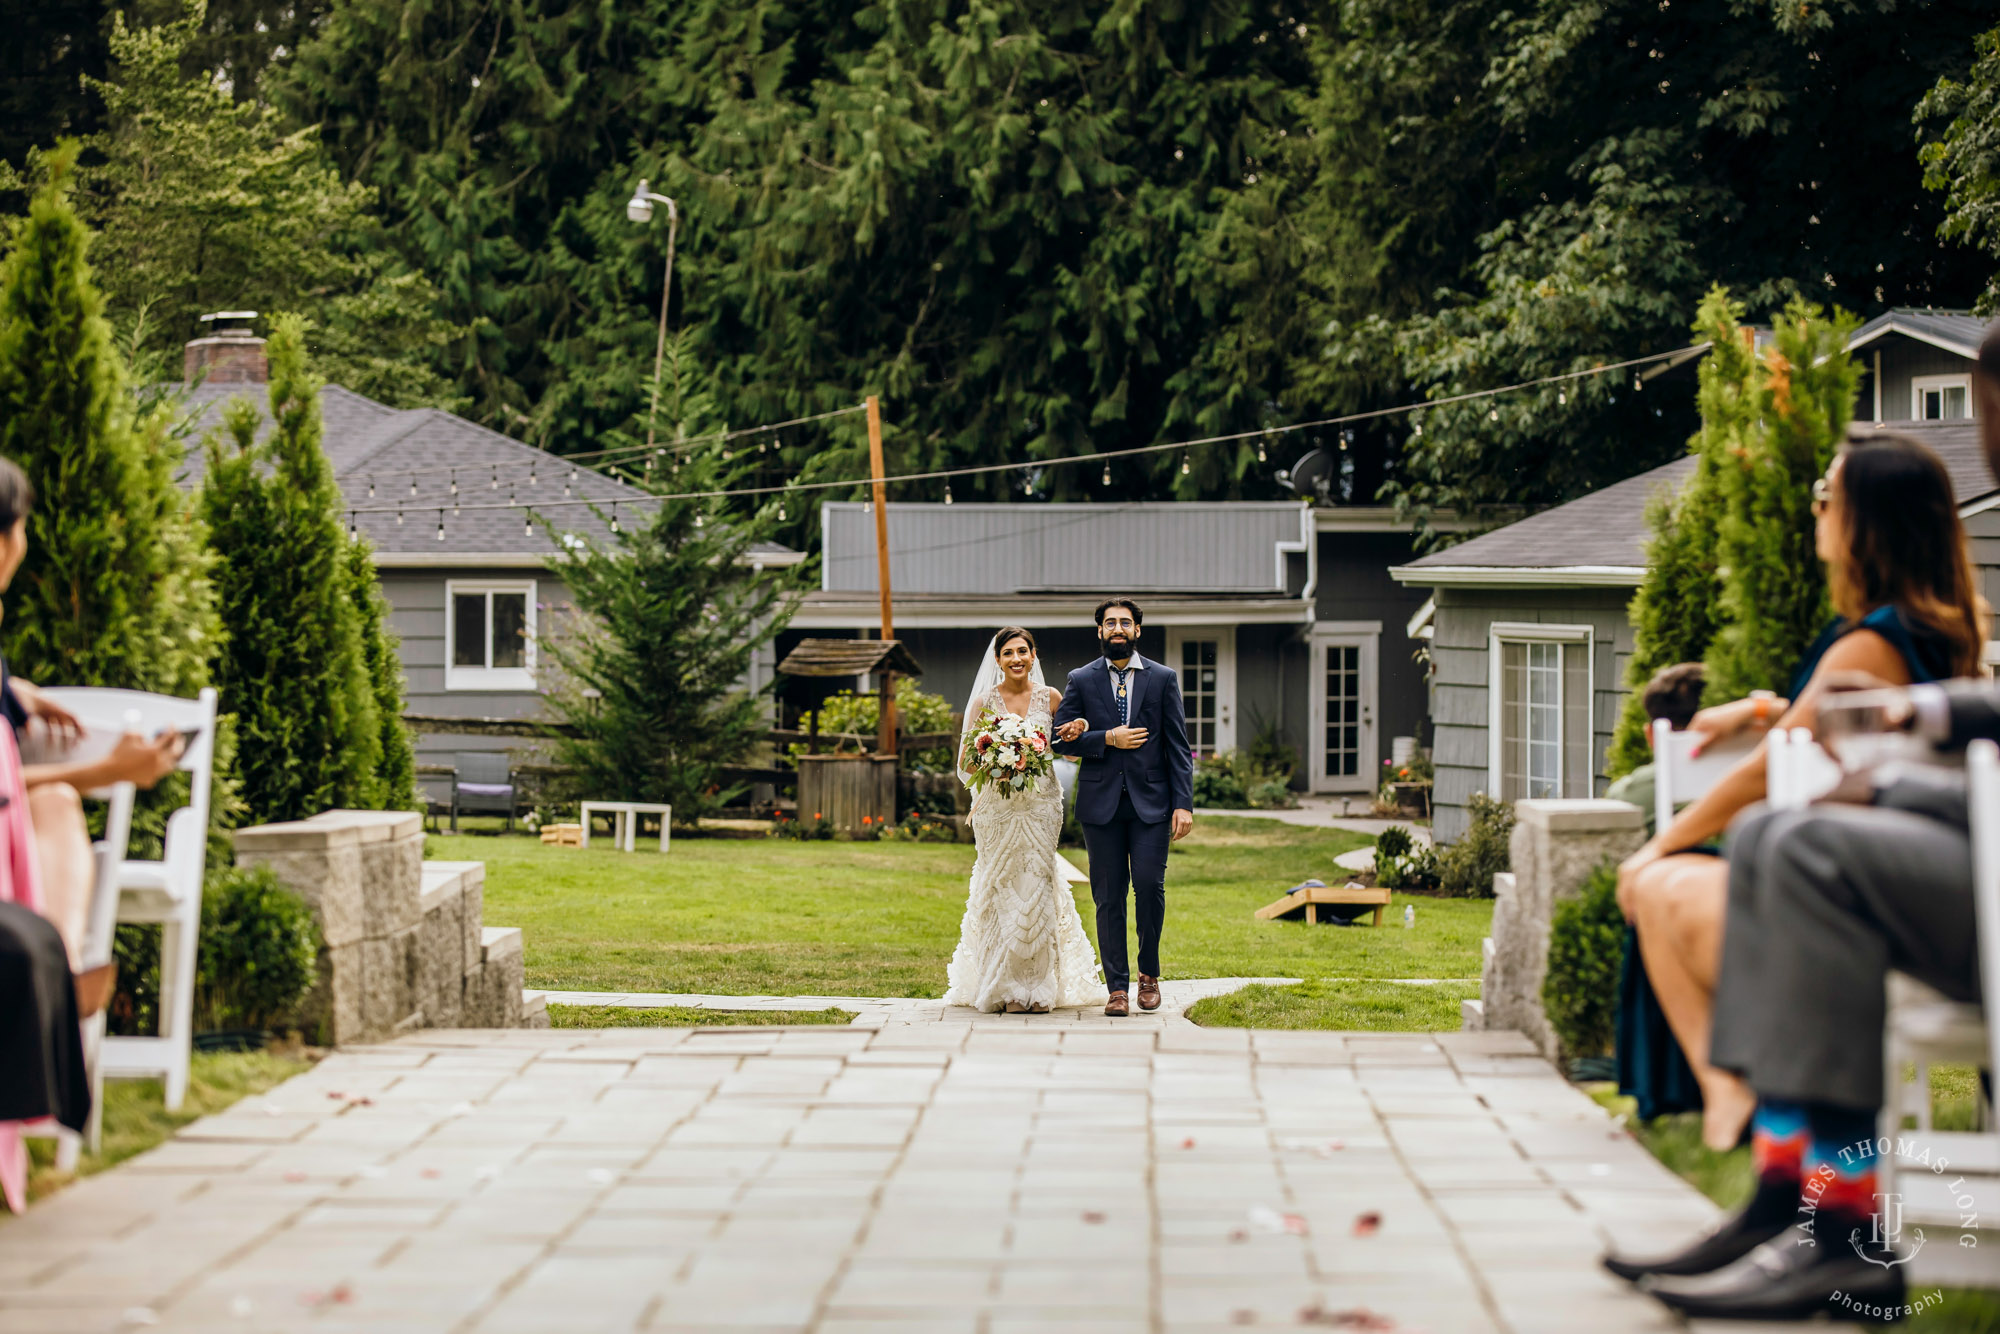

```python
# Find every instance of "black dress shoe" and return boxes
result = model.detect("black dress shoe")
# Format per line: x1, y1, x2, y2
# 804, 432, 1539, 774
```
1602, 1203, 1790, 1282
1647, 1237, 1908, 1323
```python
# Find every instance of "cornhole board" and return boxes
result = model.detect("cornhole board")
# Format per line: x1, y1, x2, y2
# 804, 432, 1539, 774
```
1255, 883, 1392, 926
540, 823, 584, 847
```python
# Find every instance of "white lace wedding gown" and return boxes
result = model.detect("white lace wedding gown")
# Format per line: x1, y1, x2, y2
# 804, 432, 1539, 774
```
943, 685, 1103, 1012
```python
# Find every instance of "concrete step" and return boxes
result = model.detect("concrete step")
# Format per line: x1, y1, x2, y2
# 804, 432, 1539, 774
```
1461, 998, 1485, 1031
481, 925, 523, 964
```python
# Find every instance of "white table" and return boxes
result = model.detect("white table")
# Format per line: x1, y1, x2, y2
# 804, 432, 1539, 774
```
579, 801, 673, 853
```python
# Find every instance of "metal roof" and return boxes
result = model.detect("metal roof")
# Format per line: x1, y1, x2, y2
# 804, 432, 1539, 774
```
1848, 309, 1993, 360
820, 501, 1311, 596
1393, 421, 1996, 584
171, 382, 799, 568
776, 638, 924, 678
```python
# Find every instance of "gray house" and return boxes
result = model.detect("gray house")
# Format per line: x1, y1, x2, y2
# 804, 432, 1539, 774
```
1394, 308, 1997, 842
175, 320, 802, 777
792, 501, 1439, 794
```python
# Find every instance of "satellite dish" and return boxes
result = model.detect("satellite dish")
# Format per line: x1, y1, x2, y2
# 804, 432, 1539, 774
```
1279, 447, 1333, 500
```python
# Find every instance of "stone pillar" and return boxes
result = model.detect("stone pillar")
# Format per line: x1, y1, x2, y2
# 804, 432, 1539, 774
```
234, 810, 424, 1044
1469, 798, 1645, 1060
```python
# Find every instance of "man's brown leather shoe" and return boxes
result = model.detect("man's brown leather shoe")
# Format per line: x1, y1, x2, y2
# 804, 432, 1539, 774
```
1136, 975, 1161, 1011
1104, 991, 1130, 1017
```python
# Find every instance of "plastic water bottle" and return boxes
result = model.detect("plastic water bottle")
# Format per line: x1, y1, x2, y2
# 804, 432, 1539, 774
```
1403, 904, 1415, 930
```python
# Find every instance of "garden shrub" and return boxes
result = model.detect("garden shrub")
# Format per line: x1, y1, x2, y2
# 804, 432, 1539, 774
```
1543, 859, 1625, 1061
1244, 724, 1298, 784
1191, 759, 1249, 808
1375, 826, 1414, 862
1438, 793, 1514, 898
1191, 750, 1297, 809
195, 866, 321, 1032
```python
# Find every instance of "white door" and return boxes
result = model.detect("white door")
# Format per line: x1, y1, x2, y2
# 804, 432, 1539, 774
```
1164, 627, 1237, 759
1309, 627, 1379, 793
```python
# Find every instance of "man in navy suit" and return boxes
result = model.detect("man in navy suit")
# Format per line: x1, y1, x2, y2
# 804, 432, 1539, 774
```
1051, 598, 1196, 1016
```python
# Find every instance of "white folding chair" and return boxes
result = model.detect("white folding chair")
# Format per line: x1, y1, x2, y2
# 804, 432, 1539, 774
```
1765, 727, 1842, 811
39, 688, 219, 1112
1879, 741, 2000, 1216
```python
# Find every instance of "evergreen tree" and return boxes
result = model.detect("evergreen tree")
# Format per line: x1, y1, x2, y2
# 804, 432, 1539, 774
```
347, 537, 416, 811
1918, 24, 2000, 313
1604, 288, 1741, 777
69, 2, 458, 404
203, 312, 384, 823
1705, 298, 1860, 701
545, 458, 805, 820
0, 142, 218, 697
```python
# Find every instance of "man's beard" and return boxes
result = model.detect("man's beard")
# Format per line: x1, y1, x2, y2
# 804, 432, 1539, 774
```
1102, 633, 1133, 658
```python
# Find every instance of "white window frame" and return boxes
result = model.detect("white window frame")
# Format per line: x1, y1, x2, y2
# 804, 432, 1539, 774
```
1487, 622, 1594, 800
1912, 374, 1973, 422
445, 579, 538, 691
1307, 620, 1382, 794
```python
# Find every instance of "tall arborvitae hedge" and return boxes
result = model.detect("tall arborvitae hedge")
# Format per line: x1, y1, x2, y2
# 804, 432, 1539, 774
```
0, 142, 217, 697
347, 537, 417, 811
1606, 287, 1861, 777
1705, 298, 1860, 703
203, 313, 383, 823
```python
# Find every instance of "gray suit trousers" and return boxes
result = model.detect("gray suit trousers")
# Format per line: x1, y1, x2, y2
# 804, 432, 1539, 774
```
1709, 803, 1980, 1112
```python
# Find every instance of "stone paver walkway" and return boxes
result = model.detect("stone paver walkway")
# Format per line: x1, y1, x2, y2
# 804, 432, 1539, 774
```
0, 1021, 1730, 1334
533, 980, 1303, 1029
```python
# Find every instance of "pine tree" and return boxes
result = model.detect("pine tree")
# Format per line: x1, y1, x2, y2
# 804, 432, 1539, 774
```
1704, 298, 1860, 701
202, 312, 384, 823
347, 538, 416, 811
0, 141, 218, 697
545, 456, 805, 820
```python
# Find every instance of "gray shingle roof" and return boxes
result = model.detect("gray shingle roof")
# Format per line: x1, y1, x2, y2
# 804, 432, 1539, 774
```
1849, 309, 1994, 360
170, 382, 796, 564
1402, 421, 1996, 574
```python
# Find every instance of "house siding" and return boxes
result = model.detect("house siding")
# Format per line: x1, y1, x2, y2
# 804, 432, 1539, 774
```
1429, 586, 1634, 842
1871, 341, 1979, 422
379, 567, 576, 766
1315, 531, 1432, 767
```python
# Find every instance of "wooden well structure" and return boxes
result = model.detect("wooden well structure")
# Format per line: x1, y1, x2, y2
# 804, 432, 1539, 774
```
778, 637, 924, 834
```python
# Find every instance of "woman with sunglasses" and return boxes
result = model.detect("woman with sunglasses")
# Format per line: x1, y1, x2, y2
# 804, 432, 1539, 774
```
1616, 431, 1987, 1150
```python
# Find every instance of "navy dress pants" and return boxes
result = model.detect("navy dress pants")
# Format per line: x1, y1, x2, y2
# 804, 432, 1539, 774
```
1082, 788, 1168, 994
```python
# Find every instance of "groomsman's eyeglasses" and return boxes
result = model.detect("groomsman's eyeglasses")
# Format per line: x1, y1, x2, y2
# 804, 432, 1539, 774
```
1101, 616, 1138, 631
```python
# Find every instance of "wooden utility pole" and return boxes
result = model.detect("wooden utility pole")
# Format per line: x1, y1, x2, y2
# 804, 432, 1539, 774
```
866, 395, 898, 757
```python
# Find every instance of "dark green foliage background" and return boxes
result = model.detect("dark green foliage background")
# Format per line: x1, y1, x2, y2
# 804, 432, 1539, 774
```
1543, 860, 1624, 1061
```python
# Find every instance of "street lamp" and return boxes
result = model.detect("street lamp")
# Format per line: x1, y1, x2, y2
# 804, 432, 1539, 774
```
627, 179, 680, 451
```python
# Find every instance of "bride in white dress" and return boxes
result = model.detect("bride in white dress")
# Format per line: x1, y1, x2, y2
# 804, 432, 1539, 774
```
942, 628, 1102, 1013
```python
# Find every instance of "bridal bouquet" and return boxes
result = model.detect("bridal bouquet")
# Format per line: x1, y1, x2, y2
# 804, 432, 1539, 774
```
964, 709, 1054, 798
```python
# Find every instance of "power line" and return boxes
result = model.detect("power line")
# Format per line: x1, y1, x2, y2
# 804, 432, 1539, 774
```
343, 344, 1697, 518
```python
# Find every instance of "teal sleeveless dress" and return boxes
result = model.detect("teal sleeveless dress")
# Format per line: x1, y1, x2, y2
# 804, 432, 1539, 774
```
1613, 605, 1954, 1120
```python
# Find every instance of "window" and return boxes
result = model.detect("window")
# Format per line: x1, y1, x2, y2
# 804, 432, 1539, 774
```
1912, 374, 1972, 421
1179, 638, 1219, 755
446, 581, 536, 690
1490, 624, 1593, 801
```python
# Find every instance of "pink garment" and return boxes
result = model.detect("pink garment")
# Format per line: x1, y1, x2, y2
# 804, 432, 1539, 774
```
0, 721, 47, 1213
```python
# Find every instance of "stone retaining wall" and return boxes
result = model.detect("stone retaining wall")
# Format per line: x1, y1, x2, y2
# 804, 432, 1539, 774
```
233, 809, 543, 1044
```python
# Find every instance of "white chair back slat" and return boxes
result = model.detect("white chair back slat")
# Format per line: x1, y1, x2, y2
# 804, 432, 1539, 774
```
1769, 728, 1843, 811
1650, 718, 1759, 827
1966, 740, 2000, 1091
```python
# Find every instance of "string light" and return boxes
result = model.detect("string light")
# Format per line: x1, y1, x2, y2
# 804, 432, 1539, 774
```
450, 470, 458, 496
367, 478, 376, 499
1023, 473, 1033, 496
695, 511, 705, 528
436, 510, 445, 542
1257, 432, 1269, 463
409, 476, 417, 496
1558, 391, 1567, 405
944, 482, 953, 505
1181, 451, 1191, 476
610, 504, 620, 534
778, 501, 787, 521
565, 469, 575, 497
348, 512, 357, 539
490, 466, 499, 490
395, 507, 404, 526
530, 464, 538, 486
1488, 408, 1499, 422
1101, 461, 1112, 486
524, 515, 532, 537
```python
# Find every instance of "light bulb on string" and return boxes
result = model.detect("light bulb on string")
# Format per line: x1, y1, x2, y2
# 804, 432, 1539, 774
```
524, 515, 532, 537
348, 512, 358, 540
611, 504, 620, 534
450, 470, 458, 496
1257, 434, 1269, 463
1488, 408, 1499, 422
1181, 451, 1191, 476
396, 507, 404, 527
565, 469, 575, 497
1101, 460, 1112, 486
695, 511, 705, 528
490, 467, 499, 490
436, 510, 445, 542
530, 465, 538, 486
778, 501, 786, 521
1558, 391, 1567, 405
943, 482, 953, 506
367, 478, 376, 499
409, 476, 417, 496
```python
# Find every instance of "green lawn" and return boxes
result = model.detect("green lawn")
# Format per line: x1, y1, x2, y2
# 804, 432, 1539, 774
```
1187, 978, 1481, 1031
432, 817, 1490, 1003
548, 1004, 856, 1027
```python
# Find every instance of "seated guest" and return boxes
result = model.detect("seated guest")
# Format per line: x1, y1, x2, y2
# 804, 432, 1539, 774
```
1606, 662, 1709, 832
1610, 663, 1711, 1124
0, 458, 181, 974
1606, 320, 2000, 1321
1617, 430, 1986, 1149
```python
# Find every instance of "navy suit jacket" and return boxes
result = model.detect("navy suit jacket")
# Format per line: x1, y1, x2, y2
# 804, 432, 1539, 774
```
1051, 655, 1195, 825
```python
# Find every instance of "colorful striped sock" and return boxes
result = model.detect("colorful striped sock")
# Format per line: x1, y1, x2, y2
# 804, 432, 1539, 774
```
1804, 1103, 1881, 1246
1751, 1099, 1809, 1189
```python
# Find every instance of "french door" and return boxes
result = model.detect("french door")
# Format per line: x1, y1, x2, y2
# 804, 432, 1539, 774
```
1164, 627, 1236, 759
1308, 625, 1380, 793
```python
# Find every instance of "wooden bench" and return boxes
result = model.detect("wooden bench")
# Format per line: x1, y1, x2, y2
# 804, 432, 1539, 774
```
1255, 882, 1392, 926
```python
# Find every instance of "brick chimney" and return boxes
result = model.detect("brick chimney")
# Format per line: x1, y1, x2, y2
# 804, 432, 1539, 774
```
183, 311, 267, 384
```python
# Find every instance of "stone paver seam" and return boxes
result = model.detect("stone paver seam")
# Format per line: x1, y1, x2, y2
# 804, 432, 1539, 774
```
1145, 1032, 1164, 1334
800, 1041, 929, 1334
1350, 1059, 1515, 1334
442, 1047, 742, 1334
